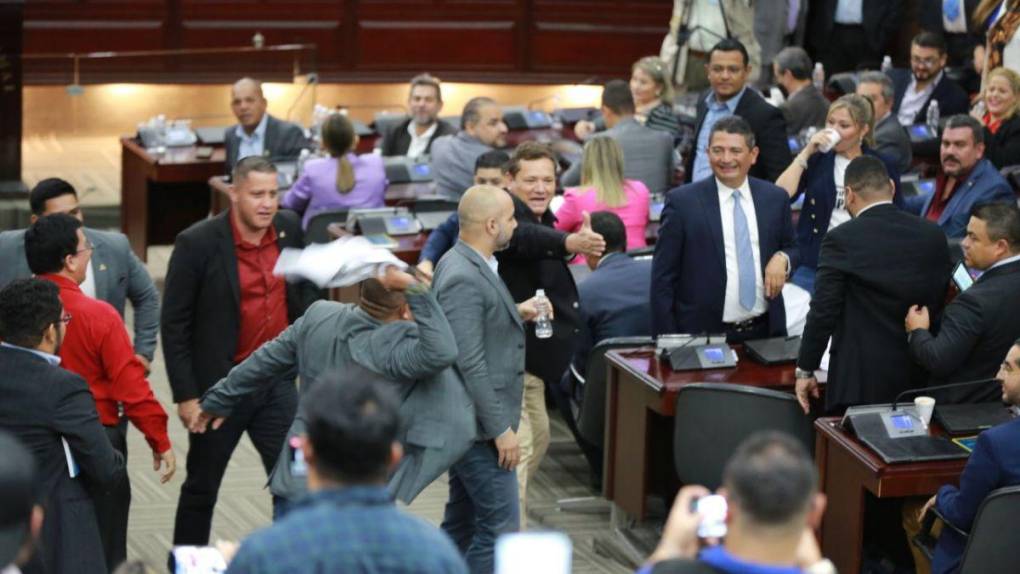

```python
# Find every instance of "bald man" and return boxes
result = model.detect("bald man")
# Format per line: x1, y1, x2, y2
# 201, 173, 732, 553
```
432, 186, 545, 573
224, 77, 311, 173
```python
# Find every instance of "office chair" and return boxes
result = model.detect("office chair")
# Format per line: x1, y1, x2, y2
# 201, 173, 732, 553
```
305, 209, 349, 245
672, 383, 814, 490
912, 485, 1020, 574
999, 165, 1020, 198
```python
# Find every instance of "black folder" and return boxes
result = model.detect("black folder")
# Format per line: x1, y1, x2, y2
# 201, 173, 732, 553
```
934, 403, 1015, 435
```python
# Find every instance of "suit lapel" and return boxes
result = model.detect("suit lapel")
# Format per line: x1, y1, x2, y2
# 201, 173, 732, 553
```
263, 115, 278, 158
216, 212, 241, 307
84, 228, 111, 299
699, 180, 726, 270
454, 242, 523, 330
940, 163, 983, 226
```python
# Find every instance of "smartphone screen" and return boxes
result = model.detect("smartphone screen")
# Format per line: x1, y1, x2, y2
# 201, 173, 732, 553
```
171, 546, 227, 574
694, 494, 728, 538
495, 532, 571, 574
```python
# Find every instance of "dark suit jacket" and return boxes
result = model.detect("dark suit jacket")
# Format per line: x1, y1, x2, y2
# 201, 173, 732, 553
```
689, 88, 792, 183
873, 112, 913, 174
909, 259, 1020, 402
920, 0, 983, 65
797, 204, 951, 413
985, 114, 1020, 169
780, 84, 829, 137
795, 148, 904, 271
933, 417, 1020, 574
224, 114, 310, 173
920, 158, 1015, 239
0, 346, 125, 574
497, 194, 582, 385
379, 118, 457, 157
651, 176, 800, 337
890, 69, 971, 125
572, 253, 652, 378
161, 209, 320, 403
808, 0, 904, 58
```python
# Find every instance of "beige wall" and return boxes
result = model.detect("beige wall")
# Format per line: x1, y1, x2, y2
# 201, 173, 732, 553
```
24, 81, 603, 138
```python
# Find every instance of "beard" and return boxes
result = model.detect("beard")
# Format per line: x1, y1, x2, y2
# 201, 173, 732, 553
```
493, 226, 514, 252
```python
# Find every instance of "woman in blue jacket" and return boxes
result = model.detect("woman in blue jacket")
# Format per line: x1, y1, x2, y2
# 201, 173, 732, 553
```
776, 94, 903, 294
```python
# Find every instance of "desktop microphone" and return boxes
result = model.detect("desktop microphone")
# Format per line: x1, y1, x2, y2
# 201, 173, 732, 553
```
890, 378, 1000, 412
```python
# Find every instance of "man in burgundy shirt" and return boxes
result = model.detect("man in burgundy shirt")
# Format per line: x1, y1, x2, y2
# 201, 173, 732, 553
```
161, 156, 318, 545
919, 115, 1014, 239
23, 213, 174, 570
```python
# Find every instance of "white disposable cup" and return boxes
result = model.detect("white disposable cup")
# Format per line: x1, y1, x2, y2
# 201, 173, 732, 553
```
818, 128, 842, 153
914, 396, 936, 427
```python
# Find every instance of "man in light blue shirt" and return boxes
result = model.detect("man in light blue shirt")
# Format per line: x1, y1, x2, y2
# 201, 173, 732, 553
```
692, 85, 747, 182
236, 112, 268, 163
224, 78, 310, 173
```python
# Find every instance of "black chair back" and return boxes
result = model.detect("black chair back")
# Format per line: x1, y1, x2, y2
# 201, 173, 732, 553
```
959, 485, 1020, 574
305, 209, 349, 245
577, 336, 655, 448
673, 383, 814, 490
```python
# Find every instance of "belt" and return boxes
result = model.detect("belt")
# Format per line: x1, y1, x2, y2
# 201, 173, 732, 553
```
724, 314, 767, 331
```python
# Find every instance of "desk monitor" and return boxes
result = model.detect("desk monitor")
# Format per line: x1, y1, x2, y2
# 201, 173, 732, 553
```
195, 126, 228, 146
844, 409, 970, 463
384, 156, 433, 184
908, 124, 937, 143
744, 336, 801, 365
503, 107, 553, 130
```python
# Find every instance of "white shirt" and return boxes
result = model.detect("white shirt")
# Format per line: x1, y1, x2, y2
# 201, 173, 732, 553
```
989, 253, 1020, 271
834, 0, 863, 24
81, 259, 96, 299
898, 71, 943, 126
688, 0, 728, 52
405, 121, 438, 160
828, 155, 852, 231
236, 113, 268, 162
1, 341, 61, 366
717, 178, 767, 323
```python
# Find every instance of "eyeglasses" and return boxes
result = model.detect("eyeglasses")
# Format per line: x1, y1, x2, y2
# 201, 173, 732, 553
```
75, 240, 94, 255
910, 56, 940, 67
59, 312, 72, 325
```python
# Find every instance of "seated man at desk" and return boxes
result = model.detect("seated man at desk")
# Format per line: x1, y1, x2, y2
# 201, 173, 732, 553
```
908, 341, 1020, 574
224, 77, 310, 173
651, 116, 798, 342
377, 73, 457, 159
891, 32, 970, 128
430, 97, 508, 199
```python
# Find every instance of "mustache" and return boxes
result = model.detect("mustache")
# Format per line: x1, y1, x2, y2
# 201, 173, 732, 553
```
944, 155, 960, 163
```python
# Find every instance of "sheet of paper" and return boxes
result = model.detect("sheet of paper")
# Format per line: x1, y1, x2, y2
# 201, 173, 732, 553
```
62, 437, 79, 478
274, 235, 408, 288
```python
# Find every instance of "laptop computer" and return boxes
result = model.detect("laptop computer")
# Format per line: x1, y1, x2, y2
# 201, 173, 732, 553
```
744, 336, 801, 365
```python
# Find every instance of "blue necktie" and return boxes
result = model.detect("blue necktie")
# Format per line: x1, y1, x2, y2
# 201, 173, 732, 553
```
732, 190, 756, 311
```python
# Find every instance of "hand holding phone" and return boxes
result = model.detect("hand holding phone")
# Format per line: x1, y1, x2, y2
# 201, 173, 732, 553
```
693, 494, 728, 538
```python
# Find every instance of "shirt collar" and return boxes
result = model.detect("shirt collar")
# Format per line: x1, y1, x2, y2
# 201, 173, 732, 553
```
989, 253, 1020, 271
909, 70, 944, 94
855, 200, 893, 217
229, 210, 278, 249
706, 86, 747, 113
407, 120, 438, 140
1, 342, 61, 366
715, 176, 752, 198
464, 242, 499, 275
236, 113, 269, 142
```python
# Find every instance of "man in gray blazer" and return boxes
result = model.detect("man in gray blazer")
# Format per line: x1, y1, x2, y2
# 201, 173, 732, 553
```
224, 77, 311, 173
0, 178, 160, 367
857, 71, 913, 174
561, 80, 675, 195
432, 185, 546, 573
193, 267, 472, 504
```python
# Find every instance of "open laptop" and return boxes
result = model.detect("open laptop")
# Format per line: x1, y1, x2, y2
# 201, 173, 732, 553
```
744, 336, 801, 365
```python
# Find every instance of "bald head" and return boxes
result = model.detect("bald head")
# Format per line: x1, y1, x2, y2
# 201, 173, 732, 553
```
457, 185, 517, 255
231, 77, 268, 133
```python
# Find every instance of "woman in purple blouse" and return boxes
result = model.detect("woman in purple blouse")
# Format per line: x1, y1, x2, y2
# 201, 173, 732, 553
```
282, 113, 388, 228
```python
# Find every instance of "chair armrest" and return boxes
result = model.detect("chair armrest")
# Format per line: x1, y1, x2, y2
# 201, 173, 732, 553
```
932, 506, 970, 539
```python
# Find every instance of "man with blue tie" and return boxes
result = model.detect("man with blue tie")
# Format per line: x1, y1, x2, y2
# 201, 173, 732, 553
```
652, 116, 799, 342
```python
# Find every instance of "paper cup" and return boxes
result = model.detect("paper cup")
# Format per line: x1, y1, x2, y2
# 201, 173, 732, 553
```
819, 128, 842, 153
914, 396, 936, 427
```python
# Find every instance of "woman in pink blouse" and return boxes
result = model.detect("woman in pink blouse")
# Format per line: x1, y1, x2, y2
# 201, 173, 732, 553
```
555, 136, 650, 261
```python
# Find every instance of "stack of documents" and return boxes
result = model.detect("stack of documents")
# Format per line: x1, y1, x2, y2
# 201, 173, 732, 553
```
274, 235, 407, 288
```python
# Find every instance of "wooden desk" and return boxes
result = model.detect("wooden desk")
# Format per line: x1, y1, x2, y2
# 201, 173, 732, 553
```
814, 417, 966, 574
121, 137, 225, 261
603, 346, 797, 521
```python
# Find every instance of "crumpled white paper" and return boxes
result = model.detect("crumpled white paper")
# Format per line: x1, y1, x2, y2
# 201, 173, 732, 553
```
273, 235, 407, 288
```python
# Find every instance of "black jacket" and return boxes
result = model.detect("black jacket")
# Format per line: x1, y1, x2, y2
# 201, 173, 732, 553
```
689, 87, 792, 183
496, 194, 582, 384
0, 346, 125, 574
808, 0, 904, 57
797, 204, 951, 414
161, 209, 320, 402
985, 114, 1020, 170
910, 259, 1020, 402
379, 118, 457, 157
890, 69, 971, 125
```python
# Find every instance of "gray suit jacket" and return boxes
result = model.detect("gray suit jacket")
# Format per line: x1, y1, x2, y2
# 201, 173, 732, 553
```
561, 118, 676, 195
0, 227, 160, 360
224, 114, 310, 173
432, 240, 526, 440
199, 291, 473, 503
873, 112, 913, 174
780, 85, 829, 137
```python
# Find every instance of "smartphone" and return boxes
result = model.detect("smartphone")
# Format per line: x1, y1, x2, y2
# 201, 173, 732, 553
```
693, 494, 728, 538
494, 532, 571, 574
170, 546, 227, 574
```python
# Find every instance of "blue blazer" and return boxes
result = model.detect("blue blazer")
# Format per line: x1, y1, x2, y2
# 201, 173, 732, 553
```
794, 148, 903, 271
573, 253, 653, 376
933, 417, 1020, 574
651, 176, 800, 337
919, 158, 1015, 239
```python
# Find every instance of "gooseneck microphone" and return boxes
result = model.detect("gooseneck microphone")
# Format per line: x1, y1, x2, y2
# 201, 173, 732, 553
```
890, 378, 1000, 412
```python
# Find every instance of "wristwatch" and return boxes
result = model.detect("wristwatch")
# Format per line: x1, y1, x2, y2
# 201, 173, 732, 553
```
795, 368, 814, 379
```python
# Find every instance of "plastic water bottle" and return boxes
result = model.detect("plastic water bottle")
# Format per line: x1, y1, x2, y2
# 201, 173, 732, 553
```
534, 289, 553, 339
812, 62, 825, 91
927, 100, 940, 134
881, 55, 893, 74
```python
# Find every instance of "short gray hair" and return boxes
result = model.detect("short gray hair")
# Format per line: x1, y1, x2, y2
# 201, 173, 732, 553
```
461, 97, 496, 130
857, 71, 895, 104
775, 47, 813, 81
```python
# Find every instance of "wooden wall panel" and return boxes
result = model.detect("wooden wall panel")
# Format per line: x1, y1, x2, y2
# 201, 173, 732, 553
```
356, 20, 518, 69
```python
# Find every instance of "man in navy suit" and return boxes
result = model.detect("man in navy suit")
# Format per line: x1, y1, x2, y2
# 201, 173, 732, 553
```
890, 32, 970, 127
652, 116, 799, 342
914, 340, 1020, 574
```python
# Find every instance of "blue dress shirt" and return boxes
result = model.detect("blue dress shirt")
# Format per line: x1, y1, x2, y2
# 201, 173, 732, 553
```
693, 88, 747, 183
235, 113, 268, 163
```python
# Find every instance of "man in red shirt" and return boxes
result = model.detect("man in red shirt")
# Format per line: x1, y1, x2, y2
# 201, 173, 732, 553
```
161, 156, 318, 545
24, 213, 174, 570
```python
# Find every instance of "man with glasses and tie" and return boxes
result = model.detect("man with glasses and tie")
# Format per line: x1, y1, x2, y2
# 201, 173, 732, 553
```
23, 213, 174, 571
891, 31, 970, 127
652, 116, 799, 342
